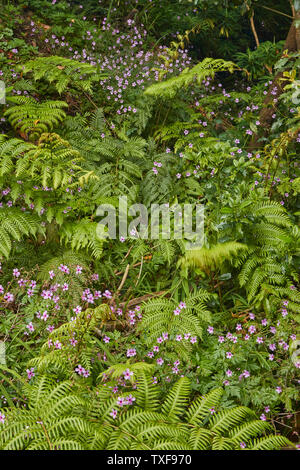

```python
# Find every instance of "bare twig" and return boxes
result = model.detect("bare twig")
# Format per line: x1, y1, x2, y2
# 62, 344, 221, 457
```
134, 256, 144, 287
117, 263, 130, 294
118, 290, 168, 309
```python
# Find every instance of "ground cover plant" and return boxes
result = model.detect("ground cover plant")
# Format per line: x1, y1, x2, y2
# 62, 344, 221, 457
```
0, 0, 299, 451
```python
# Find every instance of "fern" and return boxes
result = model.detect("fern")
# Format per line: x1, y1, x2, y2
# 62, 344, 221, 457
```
145, 58, 238, 99
138, 291, 212, 361
0, 376, 92, 450
4, 97, 67, 140
22, 56, 107, 94
179, 242, 248, 272
29, 304, 112, 376
0, 207, 42, 258
161, 376, 190, 422
15, 133, 83, 190
60, 219, 104, 259
0, 374, 293, 450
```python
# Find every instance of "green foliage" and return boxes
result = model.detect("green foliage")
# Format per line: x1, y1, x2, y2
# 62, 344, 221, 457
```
29, 304, 112, 376
60, 219, 104, 259
0, 374, 292, 450
0, 376, 92, 450
0, 207, 42, 259
0, 0, 299, 452
235, 41, 284, 79
179, 242, 249, 272
138, 291, 212, 361
145, 58, 238, 99
22, 56, 107, 94
4, 97, 68, 140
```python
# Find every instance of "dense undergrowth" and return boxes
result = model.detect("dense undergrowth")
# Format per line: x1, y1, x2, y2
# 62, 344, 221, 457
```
0, 0, 299, 451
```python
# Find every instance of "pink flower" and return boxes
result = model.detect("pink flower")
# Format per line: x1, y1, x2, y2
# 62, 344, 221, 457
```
75, 265, 82, 274
75, 365, 84, 375
126, 394, 136, 405
103, 290, 112, 298
127, 348, 136, 357
4, 292, 14, 303
41, 311, 48, 321
117, 397, 126, 407
73, 306, 82, 315
110, 409, 118, 419
26, 322, 34, 333
26, 368, 35, 379
123, 369, 133, 380
41, 290, 52, 300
